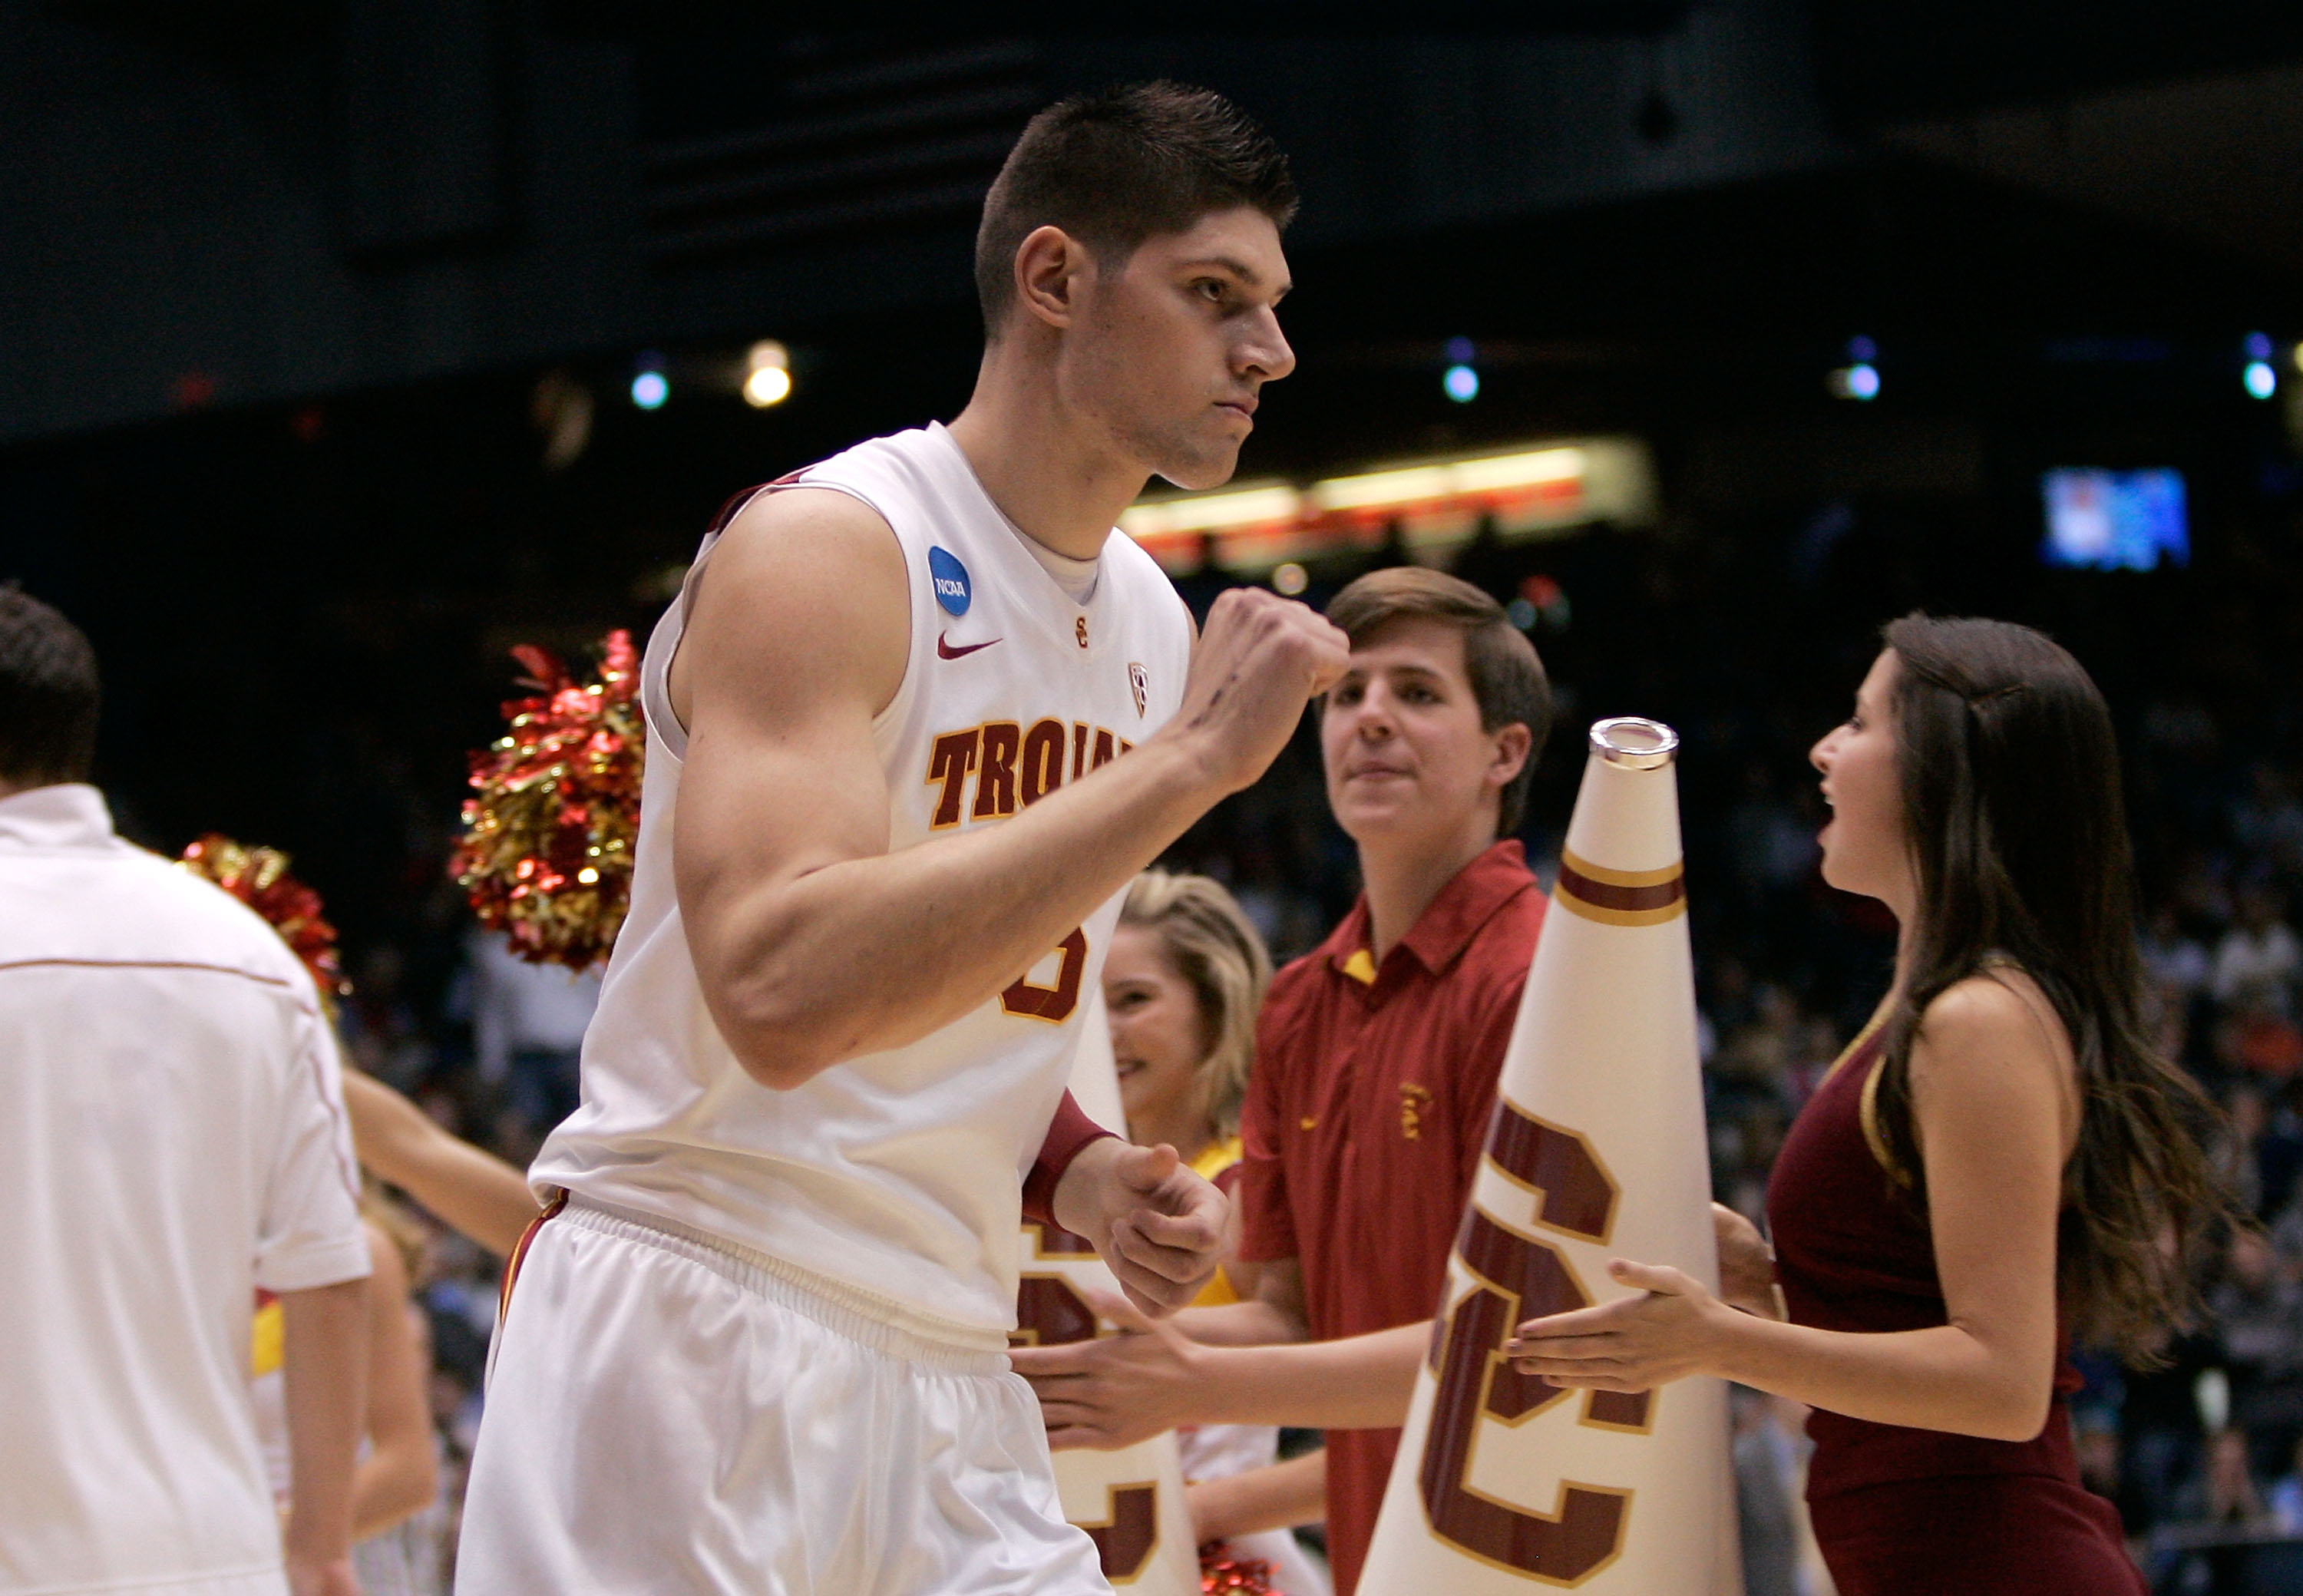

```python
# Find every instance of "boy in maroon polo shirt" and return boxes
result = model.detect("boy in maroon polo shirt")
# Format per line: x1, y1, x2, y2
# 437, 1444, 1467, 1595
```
1015, 567, 1551, 1596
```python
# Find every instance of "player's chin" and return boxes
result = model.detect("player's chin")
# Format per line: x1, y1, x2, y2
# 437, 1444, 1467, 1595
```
1152, 439, 1244, 493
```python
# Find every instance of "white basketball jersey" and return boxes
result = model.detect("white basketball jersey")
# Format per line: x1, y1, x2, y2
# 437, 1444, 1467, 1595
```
530, 422, 1193, 1343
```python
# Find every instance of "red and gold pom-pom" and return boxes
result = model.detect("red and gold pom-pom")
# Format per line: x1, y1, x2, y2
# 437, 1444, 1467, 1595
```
1199, 1545, 1277, 1595
451, 629, 643, 970
178, 834, 349, 1017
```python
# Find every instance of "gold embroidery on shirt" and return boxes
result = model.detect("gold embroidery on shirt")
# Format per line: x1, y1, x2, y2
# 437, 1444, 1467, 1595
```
1399, 1082, 1433, 1141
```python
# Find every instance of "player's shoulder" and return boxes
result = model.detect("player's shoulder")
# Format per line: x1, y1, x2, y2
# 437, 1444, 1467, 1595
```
693, 482, 907, 646
717, 478, 900, 564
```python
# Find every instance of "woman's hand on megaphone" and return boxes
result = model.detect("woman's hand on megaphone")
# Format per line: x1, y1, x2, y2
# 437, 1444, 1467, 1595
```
1502, 1258, 1735, 1392
1712, 1202, 1786, 1320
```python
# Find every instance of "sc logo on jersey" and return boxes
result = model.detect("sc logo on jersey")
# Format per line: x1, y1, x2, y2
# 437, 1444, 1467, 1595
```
928, 547, 971, 616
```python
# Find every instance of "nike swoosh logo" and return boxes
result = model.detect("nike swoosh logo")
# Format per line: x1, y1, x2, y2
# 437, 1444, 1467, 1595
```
937, 633, 1001, 659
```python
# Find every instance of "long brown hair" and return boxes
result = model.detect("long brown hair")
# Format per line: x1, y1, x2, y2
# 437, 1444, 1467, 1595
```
1870, 614, 2231, 1359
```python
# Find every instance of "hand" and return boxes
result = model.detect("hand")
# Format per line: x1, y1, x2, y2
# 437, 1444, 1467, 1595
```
1161, 588, 1350, 796
1712, 1202, 1784, 1320
1503, 1258, 1733, 1392
1012, 1287, 1209, 1449
1051, 1139, 1227, 1317
286, 1553, 361, 1596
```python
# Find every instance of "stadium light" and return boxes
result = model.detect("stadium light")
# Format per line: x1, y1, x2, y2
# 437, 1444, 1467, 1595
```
744, 341, 791, 408
630, 352, 668, 411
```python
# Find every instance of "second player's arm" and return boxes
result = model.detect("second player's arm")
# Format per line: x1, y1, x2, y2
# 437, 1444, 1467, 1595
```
671, 488, 1346, 1088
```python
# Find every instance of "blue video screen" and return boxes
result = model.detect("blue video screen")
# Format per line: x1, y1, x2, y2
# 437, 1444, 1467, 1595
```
2040, 468, 2189, 570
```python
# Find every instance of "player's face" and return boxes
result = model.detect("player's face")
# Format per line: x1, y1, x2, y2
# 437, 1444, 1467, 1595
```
1068, 207, 1295, 492
1809, 649, 1912, 911
1322, 618, 1523, 851
1103, 924, 1213, 1144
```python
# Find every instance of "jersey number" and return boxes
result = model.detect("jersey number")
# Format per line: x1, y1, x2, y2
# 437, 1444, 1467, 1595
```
1014, 1224, 1162, 1582
1420, 1104, 1645, 1584
1002, 928, 1086, 1023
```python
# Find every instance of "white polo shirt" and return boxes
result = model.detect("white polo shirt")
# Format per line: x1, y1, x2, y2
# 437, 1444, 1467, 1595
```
0, 784, 369, 1596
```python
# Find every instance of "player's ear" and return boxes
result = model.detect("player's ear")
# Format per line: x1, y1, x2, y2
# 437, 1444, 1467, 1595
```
1014, 226, 1089, 331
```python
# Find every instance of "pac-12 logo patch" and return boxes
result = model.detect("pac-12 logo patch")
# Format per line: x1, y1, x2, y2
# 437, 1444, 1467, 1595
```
928, 547, 971, 616
1128, 662, 1148, 718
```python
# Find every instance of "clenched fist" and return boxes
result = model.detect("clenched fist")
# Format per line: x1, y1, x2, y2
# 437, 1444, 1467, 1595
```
1157, 588, 1350, 797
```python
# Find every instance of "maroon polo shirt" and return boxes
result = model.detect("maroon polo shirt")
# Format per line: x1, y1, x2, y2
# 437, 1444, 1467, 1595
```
1237, 840, 1547, 1596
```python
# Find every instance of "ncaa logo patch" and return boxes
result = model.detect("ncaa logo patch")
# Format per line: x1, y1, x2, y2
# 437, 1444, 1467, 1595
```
927, 547, 971, 616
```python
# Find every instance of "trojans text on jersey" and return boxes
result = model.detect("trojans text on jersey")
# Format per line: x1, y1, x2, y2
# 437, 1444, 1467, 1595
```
924, 719, 1136, 829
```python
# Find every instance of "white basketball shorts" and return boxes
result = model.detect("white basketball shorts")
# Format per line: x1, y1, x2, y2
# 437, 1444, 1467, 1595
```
455, 1198, 1110, 1595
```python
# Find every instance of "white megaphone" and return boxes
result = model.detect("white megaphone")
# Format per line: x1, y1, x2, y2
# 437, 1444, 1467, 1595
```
1359, 717, 1741, 1594
1015, 986, 1202, 1594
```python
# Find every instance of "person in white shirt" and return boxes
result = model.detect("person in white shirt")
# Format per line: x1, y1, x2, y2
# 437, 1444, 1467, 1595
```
0, 588, 372, 1596
456, 83, 1349, 1594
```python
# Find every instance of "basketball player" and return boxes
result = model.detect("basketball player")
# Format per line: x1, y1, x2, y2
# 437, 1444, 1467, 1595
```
455, 83, 1349, 1593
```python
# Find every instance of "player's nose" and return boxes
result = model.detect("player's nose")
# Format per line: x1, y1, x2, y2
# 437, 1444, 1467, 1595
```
1236, 306, 1294, 383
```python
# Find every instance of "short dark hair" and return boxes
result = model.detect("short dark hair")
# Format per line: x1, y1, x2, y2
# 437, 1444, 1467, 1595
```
1324, 567, 1552, 836
975, 81, 1297, 336
0, 587, 101, 785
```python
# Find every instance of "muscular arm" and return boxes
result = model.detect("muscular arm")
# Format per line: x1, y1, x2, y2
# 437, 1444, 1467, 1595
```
342, 1069, 538, 1257
349, 1224, 439, 1541
668, 489, 1346, 1088
1513, 975, 2076, 1442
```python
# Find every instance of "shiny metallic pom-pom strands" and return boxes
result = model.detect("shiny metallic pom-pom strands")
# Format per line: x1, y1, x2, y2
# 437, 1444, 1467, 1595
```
452, 630, 643, 970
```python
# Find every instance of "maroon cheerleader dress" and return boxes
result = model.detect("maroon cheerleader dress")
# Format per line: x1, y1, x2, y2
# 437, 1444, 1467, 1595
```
1764, 1020, 2145, 1595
